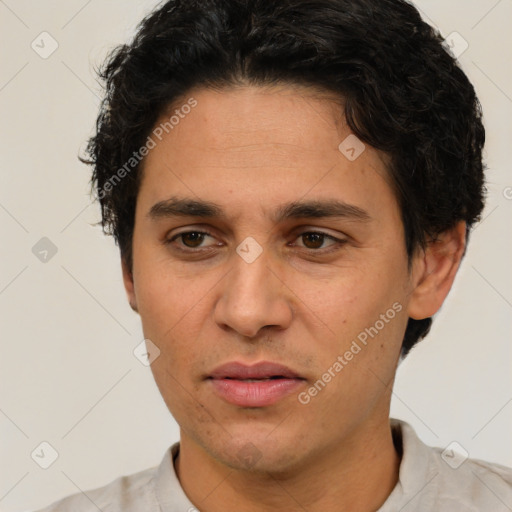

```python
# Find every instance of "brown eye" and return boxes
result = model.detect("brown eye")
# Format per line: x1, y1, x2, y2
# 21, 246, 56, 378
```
180, 232, 206, 248
295, 231, 341, 251
166, 230, 217, 251
301, 232, 326, 249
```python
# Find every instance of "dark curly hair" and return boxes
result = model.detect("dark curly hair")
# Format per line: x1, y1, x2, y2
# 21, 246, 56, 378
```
82, 0, 486, 357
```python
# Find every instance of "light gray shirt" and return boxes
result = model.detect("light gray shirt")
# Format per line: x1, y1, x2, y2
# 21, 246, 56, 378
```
34, 419, 512, 511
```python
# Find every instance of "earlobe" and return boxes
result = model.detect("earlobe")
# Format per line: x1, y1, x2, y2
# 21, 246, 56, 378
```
121, 258, 139, 313
407, 221, 467, 320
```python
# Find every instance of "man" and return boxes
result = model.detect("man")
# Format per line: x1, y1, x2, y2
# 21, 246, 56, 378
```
36, 0, 512, 510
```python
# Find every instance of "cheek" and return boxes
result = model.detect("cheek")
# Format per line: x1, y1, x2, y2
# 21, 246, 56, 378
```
299, 265, 409, 381
137, 282, 202, 359
133, 260, 219, 370
133, 242, 190, 326
293, 265, 397, 334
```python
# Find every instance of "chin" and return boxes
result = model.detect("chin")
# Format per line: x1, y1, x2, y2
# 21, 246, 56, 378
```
206, 431, 309, 475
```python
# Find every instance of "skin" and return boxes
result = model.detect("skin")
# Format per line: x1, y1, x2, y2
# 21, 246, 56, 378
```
122, 84, 466, 512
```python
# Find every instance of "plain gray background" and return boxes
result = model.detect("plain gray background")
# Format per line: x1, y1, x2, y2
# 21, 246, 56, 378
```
1, 1, 511, 510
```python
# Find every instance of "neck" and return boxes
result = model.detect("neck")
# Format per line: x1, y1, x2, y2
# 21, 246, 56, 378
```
175, 417, 401, 512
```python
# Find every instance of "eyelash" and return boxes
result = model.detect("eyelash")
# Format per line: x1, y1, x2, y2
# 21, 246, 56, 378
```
165, 229, 346, 255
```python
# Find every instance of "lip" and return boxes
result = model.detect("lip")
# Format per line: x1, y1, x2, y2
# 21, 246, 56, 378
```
208, 361, 305, 407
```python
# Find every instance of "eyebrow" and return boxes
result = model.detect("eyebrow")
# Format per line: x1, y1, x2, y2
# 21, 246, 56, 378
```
148, 196, 371, 224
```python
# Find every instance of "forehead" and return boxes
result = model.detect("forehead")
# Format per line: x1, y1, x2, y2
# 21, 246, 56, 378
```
151, 84, 349, 167
138, 85, 399, 227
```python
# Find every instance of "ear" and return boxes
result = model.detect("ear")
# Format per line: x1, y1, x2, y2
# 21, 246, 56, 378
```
121, 258, 139, 313
407, 221, 467, 320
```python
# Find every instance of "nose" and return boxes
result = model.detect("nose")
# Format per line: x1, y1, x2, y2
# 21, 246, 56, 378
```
213, 247, 293, 339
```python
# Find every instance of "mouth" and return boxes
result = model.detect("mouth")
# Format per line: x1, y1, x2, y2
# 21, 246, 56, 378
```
223, 376, 287, 381
207, 361, 306, 407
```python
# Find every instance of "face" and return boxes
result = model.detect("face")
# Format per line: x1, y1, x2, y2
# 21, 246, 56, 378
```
124, 84, 423, 473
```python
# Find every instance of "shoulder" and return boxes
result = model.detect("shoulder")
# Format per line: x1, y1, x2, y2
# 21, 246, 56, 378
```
430, 444, 512, 510
32, 464, 159, 512
393, 419, 512, 511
